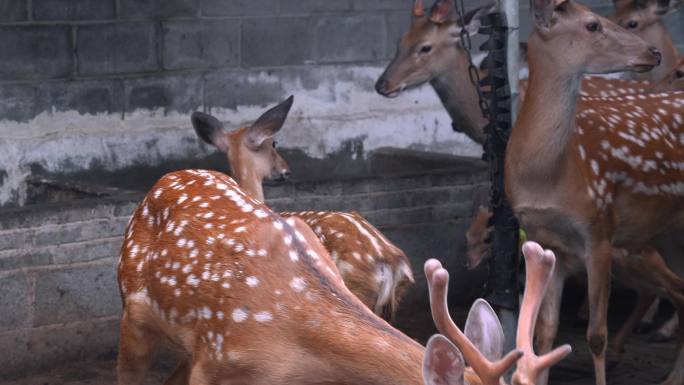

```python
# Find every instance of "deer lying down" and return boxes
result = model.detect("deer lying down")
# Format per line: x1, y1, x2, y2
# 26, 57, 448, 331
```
650, 58, 684, 93
116, 167, 570, 384
190, 98, 413, 319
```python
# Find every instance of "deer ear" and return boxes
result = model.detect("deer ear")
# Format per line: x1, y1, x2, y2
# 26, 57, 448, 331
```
191, 111, 230, 152
245, 96, 294, 150
423, 334, 466, 385
531, 0, 556, 31
429, 0, 454, 24
464, 299, 505, 362
654, 0, 682, 15
459, 3, 496, 35
413, 0, 426, 18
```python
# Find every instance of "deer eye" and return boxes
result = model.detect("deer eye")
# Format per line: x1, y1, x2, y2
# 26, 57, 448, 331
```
419, 44, 433, 54
586, 21, 601, 32
675, 70, 684, 79
626, 20, 639, 29
272, 141, 278, 148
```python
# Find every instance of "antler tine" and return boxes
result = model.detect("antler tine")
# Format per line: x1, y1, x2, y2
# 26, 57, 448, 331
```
413, 0, 425, 17
425, 259, 523, 385
512, 243, 572, 385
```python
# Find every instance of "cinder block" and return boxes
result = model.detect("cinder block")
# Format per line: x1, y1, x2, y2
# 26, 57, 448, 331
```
241, 17, 314, 67
280, 0, 351, 14
0, 318, 120, 377
76, 22, 158, 76
35, 80, 121, 116
0, 0, 27, 21
0, 84, 36, 122
316, 14, 386, 63
385, 10, 410, 58
201, 0, 278, 16
0, 227, 31, 251
0, 272, 30, 332
0, 25, 72, 80
121, 0, 199, 18
0, 248, 52, 270
162, 19, 240, 70
32, 217, 129, 247
33, 261, 120, 326
352, 0, 408, 10
32, 0, 114, 20
51, 237, 122, 265
124, 73, 203, 113
205, 69, 283, 111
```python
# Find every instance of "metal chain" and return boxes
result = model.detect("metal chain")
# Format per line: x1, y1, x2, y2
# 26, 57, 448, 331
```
456, 0, 490, 121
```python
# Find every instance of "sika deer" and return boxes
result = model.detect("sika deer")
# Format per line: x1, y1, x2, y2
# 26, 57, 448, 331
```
424, 241, 571, 385
610, 0, 682, 82
117, 169, 538, 385
650, 58, 684, 92
504, 0, 684, 384
191, 98, 414, 319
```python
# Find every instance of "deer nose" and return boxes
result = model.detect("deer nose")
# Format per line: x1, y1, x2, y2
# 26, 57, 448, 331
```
375, 78, 389, 95
281, 170, 292, 180
649, 47, 662, 66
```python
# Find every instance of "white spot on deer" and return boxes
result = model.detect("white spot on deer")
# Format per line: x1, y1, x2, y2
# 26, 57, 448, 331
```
352, 252, 362, 261
235, 226, 247, 233
168, 276, 178, 286
221, 282, 231, 289
177, 238, 187, 248
307, 250, 320, 260
202, 271, 211, 281
182, 264, 193, 274
246, 276, 260, 287
290, 277, 306, 292
200, 306, 213, 320
257, 249, 267, 257
289, 250, 299, 262
154, 188, 163, 199
178, 194, 188, 204
273, 221, 284, 231
232, 308, 248, 323
172, 262, 180, 270
187, 274, 200, 287
591, 160, 600, 175
216, 311, 224, 320
174, 288, 182, 297
275, 290, 283, 296
254, 311, 273, 323
283, 235, 293, 246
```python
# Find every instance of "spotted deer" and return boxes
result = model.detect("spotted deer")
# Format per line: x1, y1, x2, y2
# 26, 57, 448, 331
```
610, 0, 682, 82
424, 241, 571, 385
190, 97, 414, 319
505, 0, 684, 384
650, 58, 684, 92
116, 168, 574, 385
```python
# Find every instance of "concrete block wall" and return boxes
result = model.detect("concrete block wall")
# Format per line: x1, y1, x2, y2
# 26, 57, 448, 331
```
0, 163, 488, 376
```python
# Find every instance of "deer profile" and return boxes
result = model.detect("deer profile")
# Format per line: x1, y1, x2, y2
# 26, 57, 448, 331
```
504, 0, 684, 384
191, 98, 414, 319
609, 0, 682, 82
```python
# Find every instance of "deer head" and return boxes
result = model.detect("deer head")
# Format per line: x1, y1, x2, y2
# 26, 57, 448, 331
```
375, 0, 493, 98
191, 96, 293, 202
528, 0, 661, 77
611, 0, 682, 32
649, 58, 684, 92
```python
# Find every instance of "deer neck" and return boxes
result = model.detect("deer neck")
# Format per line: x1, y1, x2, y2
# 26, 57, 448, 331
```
228, 151, 266, 202
507, 41, 581, 187
430, 48, 488, 144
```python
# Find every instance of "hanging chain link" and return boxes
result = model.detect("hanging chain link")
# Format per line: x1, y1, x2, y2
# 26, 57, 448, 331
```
456, 0, 490, 121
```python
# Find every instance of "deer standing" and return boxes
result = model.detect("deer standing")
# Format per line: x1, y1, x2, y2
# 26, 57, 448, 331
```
190, 98, 414, 319
610, 0, 682, 83
505, 1, 684, 385
116, 167, 572, 384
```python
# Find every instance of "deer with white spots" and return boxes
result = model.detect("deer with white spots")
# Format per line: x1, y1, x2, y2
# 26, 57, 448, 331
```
610, 0, 682, 83
191, 97, 414, 319
505, 0, 684, 383
117, 167, 573, 384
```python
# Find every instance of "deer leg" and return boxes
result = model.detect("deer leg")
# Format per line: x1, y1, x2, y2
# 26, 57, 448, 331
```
586, 242, 613, 385
533, 267, 565, 385
188, 360, 211, 385
117, 309, 161, 385
164, 359, 191, 385
610, 289, 657, 360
